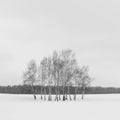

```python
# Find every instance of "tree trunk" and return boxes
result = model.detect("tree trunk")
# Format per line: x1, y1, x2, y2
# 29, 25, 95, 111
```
32, 85, 36, 100
68, 86, 72, 101
65, 86, 68, 100
65, 94, 68, 100
74, 87, 77, 100
41, 86, 43, 100
58, 86, 61, 100
48, 86, 52, 101
55, 86, 58, 101
34, 94, 36, 100
62, 86, 66, 101
44, 87, 46, 101
82, 86, 85, 100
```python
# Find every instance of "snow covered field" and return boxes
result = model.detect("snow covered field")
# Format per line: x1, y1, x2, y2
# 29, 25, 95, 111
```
0, 94, 120, 120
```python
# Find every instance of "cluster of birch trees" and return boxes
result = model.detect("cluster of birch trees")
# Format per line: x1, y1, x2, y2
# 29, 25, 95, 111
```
23, 49, 92, 101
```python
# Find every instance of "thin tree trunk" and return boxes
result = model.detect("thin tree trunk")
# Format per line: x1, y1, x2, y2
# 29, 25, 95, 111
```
58, 73, 61, 101
64, 85, 68, 100
68, 86, 72, 101
62, 85, 65, 101
32, 85, 36, 100
74, 87, 77, 100
82, 86, 85, 100
55, 86, 58, 101
48, 86, 52, 101
54, 71, 58, 101
65, 94, 68, 100
41, 86, 43, 100
44, 87, 46, 100
65, 85, 68, 100
58, 86, 61, 100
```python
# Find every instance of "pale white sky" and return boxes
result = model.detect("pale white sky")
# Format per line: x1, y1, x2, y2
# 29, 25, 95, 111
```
0, 0, 120, 87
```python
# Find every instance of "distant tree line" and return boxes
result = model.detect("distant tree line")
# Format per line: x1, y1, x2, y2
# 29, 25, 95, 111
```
0, 86, 120, 95
23, 49, 92, 101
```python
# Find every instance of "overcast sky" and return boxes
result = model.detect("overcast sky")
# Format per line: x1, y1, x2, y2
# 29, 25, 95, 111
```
0, 0, 120, 87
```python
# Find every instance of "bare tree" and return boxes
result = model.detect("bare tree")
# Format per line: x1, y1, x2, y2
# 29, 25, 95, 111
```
80, 66, 92, 100
45, 57, 53, 101
37, 65, 43, 100
40, 57, 48, 101
60, 49, 77, 101
72, 66, 92, 100
72, 67, 79, 100
52, 51, 59, 101
23, 59, 37, 100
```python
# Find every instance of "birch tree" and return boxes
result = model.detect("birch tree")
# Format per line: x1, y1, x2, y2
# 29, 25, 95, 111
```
80, 66, 91, 100
40, 57, 48, 100
60, 49, 77, 101
46, 57, 53, 101
23, 60, 37, 100
52, 51, 59, 101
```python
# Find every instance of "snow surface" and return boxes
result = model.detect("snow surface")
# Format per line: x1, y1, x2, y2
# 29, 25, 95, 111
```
0, 94, 120, 120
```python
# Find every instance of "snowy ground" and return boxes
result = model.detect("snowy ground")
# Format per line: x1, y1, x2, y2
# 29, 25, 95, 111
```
0, 94, 120, 120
